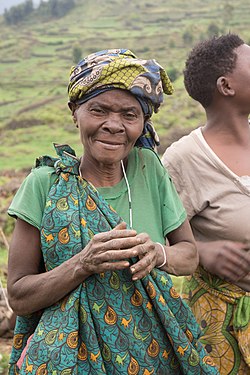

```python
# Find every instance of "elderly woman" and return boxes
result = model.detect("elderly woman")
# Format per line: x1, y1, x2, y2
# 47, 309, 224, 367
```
7, 49, 219, 374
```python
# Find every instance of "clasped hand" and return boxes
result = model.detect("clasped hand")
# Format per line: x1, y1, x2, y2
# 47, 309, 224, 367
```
79, 222, 162, 280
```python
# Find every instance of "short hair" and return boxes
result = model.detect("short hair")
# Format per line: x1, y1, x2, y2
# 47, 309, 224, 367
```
183, 33, 244, 108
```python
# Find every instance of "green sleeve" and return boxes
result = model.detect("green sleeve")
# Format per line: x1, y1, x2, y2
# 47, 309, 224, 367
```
139, 148, 187, 237
158, 162, 187, 237
8, 166, 57, 230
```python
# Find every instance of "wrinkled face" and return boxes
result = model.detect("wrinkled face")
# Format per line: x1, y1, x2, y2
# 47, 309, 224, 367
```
74, 89, 145, 165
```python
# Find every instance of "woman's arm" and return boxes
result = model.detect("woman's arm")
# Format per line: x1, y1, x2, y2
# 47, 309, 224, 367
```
158, 218, 198, 276
7, 220, 142, 316
7, 219, 91, 316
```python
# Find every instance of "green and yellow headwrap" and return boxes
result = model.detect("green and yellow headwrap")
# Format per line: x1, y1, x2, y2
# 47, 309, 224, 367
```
68, 49, 174, 149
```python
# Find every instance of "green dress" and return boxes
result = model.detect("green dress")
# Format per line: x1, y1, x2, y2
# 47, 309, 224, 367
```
8, 145, 219, 375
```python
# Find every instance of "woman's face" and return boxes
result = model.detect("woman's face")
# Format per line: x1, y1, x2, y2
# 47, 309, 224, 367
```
226, 43, 250, 113
74, 89, 145, 166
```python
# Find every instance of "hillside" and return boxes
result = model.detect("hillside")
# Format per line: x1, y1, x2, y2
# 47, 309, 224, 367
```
1, 0, 250, 233
1, 0, 250, 168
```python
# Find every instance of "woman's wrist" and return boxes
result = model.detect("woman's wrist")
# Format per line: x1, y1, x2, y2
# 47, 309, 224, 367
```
72, 252, 91, 283
156, 242, 167, 269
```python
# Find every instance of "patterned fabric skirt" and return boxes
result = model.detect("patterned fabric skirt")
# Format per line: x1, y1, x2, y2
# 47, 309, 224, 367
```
9, 268, 220, 375
180, 267, 250, 375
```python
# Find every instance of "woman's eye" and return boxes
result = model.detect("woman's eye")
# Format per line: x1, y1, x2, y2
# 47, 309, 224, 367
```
91, 107, 105, 114
124, 112, 137, 120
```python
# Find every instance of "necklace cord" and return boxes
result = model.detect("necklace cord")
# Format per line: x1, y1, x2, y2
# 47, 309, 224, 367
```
121, 160, 133, 228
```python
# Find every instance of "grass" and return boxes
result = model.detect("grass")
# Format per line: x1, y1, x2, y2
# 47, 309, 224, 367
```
0, 122, 82, 170
0, 248, 8, 267
0, 247, 8, 287
0, 353, 10, 375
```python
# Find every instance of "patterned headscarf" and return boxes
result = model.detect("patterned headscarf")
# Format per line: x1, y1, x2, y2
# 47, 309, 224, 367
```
68, 49, 173, 149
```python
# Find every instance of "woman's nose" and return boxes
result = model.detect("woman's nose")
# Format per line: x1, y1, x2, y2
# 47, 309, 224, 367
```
102, 113, 125, 133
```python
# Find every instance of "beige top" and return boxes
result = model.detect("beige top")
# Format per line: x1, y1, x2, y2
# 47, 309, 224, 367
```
162, 127, 250, 244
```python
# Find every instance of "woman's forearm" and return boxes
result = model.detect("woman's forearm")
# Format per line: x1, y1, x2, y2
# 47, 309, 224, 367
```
161, 241, 199, 276
8, 252, 89, 316
158, 218, 198, 276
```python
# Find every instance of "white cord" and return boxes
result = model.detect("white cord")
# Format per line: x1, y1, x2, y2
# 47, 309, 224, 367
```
121, 160, 133, 228
156, 242, 167, 268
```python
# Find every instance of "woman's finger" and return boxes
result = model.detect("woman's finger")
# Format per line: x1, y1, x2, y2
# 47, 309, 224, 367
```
93, 227, 137, 243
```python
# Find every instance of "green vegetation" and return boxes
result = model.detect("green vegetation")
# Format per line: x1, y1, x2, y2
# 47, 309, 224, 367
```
1, 0, 250, 172
0, 247, 8, 267
0, 246, 8, 288
0, 353, 10, 374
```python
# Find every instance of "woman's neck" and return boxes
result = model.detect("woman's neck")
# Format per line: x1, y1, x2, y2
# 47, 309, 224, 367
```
79, 157, 125, 187
203, 112, 250, 145
201, 114, 250, 176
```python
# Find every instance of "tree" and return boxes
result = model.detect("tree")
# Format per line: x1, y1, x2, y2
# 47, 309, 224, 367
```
207, 23, 220, 38
3, 8, 11, 24
182, 31, 193, 46
72, 45, 82, 64
40, 0, 75, 19
24, 0, 33, 14
222, 3, 234, 25
168, 66, 179, 82
3, 0, 33, 24
49, 0, 59, 17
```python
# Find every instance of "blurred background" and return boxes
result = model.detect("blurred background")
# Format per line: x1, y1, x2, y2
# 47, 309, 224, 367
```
0, 0, 250, 370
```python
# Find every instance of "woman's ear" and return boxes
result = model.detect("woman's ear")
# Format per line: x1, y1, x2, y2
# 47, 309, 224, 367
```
216, 76, 235, 97
68, 102, 78, 126
68, 101, 75, 112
